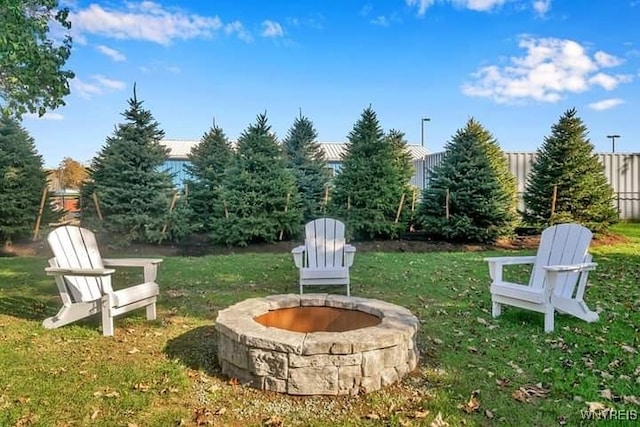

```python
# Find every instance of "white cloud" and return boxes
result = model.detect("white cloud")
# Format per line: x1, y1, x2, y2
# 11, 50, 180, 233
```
594, 51, 624, 67
406, 0, 436, 15
406, 0, 505, 15
461, 36, 633, 104
532, 0, 551, 16
96, 45, 126, 62
261, 20, 284, 38
370, 16, 390, 26
71, 2, 226, 45
71, 75, 126, 99
225, 21, 253, 42
588, 98, 624, 111
92, 75, 126, 90
24, 112, 65, 121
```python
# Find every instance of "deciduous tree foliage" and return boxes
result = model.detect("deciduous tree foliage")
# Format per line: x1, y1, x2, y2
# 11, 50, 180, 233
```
523, 108, 617, 231
54, 157, 88, 189
282, 114, 330, 222
210, 113, 301, 246
81, 88, 191, 243
184, 126, 234, 232
0, 114, 51, 244
418, 118, 516, 243
330, 107, 413, 239
0, 0, 74, 118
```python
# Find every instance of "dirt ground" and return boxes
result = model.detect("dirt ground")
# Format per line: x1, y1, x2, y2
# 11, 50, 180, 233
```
1, 229, 628, 258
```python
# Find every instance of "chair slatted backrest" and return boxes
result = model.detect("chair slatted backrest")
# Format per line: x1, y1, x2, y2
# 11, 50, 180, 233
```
47, 226, 105, 303
529, 224, 593, 294
304, 218, 346, 269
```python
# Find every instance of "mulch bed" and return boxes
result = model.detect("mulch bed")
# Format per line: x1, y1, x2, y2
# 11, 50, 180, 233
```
1, 230, 628, 258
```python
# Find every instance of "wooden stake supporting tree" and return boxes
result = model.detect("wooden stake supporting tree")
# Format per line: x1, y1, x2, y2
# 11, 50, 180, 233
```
411, 187, 418, 212
32, 187, 49, 240
550, 184, 558, 224
445, 188, 450, 220
395, 193, 406, 224
92, 192, 103, 221
161, 191, 179, 234
279, 192, 291, 241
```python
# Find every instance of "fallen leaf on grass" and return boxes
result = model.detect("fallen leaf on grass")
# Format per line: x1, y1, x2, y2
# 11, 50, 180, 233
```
90, 409, 100, 420
600, 389, 613, 400
458, 390, 481, 413
430, 412, 449, 427
262, 416, 283, 426
621, 345, 637, 354
485, 409, 494, 419
214, 407, 226, 416
413, 410, 429, 419
476, 317, 487, 325
193, 408, 213, 425
14, 413, 38, 427
623, 395, 640, 406
133, 383, 150, 392
496, 378, 510, 388
364, 413, 380, 420
127, 347, 140, 355
586, 402, 607, 412
512, 384, 549, 403
467, 346, 478, 353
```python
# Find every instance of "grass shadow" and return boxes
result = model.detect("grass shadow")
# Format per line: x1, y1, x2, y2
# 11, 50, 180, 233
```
163, 325, 221, 377
0, 295, 59, 321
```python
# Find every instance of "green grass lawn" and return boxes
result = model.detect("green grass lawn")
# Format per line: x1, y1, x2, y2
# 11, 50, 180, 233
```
0, 225, 639, 426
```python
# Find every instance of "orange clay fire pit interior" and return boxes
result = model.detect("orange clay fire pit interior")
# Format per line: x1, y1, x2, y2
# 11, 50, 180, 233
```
254, 306, 381, 333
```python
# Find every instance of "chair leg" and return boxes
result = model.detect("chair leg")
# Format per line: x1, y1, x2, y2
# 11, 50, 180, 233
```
544, 307, 555, 333
101, 310, 114, 336
492, 301, 502, 318
101, 298, 114, 337
42, 302, 99, 329
146, 303, 156, 320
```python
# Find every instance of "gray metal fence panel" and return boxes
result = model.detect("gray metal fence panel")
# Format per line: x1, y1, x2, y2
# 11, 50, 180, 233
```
419, 152, 640, 220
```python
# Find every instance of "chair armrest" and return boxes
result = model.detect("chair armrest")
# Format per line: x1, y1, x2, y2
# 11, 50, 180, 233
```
484, 256, 536, 283
102, 258, 163, 267
344, 244, 356, 267
103, 258, 162, 283
45, 267, 115, 277
292, 246, 305, 269
543, 262, 597, 273
483, 256, 536, 265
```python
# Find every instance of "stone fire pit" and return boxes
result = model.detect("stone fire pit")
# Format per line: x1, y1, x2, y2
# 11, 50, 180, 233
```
215, 294, 419, 395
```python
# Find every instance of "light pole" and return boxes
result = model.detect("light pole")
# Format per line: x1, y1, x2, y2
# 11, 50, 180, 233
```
606, 134, 620, 153
421, 117, 431, 147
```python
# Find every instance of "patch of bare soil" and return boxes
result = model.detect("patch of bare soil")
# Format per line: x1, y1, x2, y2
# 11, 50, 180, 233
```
0, 230, 628, 258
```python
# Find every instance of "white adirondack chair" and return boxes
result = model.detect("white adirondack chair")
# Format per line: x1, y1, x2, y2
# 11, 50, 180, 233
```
292, 218, 356, 296
485, 223, 599, 333
43, 226, 162, 336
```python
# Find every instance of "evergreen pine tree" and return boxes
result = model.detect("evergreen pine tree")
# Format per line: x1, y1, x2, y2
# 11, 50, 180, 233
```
329, 107, 413, 239
282, 114, 330, 222
81, 88, 190, 243
210, 113, 302, 246
0, 115, 52, 244
523, 108, 617, 231
184, 126, 233, 232
418, 118, 516, 243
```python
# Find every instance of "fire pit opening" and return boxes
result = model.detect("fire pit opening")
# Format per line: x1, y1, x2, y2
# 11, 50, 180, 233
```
254, 306, 381, 333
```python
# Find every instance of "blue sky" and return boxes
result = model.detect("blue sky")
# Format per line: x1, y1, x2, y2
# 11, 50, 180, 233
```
21, 0, 640, 167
